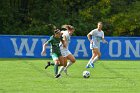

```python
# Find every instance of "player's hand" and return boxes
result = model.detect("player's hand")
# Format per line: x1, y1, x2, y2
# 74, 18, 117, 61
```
41, 50, 46, 56
103, 40, 108, 44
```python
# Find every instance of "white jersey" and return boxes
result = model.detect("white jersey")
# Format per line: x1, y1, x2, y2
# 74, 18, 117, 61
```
60, 30, 72, 57
60, 30, 71, 49
88, 29, 104, 49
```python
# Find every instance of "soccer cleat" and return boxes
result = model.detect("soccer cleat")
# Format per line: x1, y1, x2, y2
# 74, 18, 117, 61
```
45, 61, 51, 69
90, 62, 94, 68
55, 74, 61, 78
86, 65, 90, 68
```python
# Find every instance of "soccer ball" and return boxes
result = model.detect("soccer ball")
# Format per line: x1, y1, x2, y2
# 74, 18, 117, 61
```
83, 71, 90, 78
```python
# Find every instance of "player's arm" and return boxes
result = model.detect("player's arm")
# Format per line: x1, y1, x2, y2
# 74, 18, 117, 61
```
41, 38, 51, 56
61, 35, 67, 48
87, 31, 94, 43
41, 43, 47, 56
102, 38, 108, 44
102, 32, 108, 44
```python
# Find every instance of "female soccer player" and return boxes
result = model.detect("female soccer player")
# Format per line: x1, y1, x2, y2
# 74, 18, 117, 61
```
86, 22, 108, 68
41, 29, 66, 78
60, 25, 76, 75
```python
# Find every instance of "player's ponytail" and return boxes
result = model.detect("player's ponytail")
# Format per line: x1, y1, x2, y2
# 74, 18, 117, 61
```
61, 25, 74, 31
54, 29, 60, 34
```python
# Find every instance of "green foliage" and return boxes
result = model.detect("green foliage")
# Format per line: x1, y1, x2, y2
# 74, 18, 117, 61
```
0, 0, 139, 36
109, 1, 140, 36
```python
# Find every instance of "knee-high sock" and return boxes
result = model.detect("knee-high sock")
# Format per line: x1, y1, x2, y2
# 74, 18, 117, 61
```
91, 56, 98, 63
86, 58, 93, 66
65, 61, 73, 70
87, 55, 98, 66
54, 64, 58, 75
58, 66, 65, 74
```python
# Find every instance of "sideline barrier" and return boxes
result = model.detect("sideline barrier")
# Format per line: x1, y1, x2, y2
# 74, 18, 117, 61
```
0, 35, 140, 60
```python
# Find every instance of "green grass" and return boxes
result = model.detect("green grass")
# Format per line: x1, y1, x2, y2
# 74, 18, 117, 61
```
0, 59, 140, 93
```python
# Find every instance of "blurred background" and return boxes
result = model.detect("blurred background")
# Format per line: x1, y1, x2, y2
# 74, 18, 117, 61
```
0, 0, 140, 36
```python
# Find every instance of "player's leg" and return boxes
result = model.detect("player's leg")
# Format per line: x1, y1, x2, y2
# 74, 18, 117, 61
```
87, 41, 100, 68
86, 49, 97, 68
94, 48, 101, 61
55, 56, 66, 78
64, 54, 76, 72
62, 57, 68, 75
60, 49, 75, 75
45, 61, 55, 69
58, 56, 66, 66
96, 49, 101, 59
89, 50, 97, 68
51, 53, 60, 76
54, 60, 59, 76
86, 42, 95, 68
90, 48, 101, 64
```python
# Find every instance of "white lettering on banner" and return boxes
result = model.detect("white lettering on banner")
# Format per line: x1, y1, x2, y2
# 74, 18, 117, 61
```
125, 40, 140, 57
74, 40, 88, 57
11, 38, 38, 56
9, 37, 140, 58
109, 40, 121, 57
41, 39, 51, 56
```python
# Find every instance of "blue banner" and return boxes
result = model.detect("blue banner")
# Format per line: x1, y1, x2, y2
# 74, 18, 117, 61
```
0, 35, 140, 60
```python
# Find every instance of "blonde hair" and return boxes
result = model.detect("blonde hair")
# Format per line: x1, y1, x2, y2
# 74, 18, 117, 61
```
98, 22, 103, 25
61, 25, 74, 31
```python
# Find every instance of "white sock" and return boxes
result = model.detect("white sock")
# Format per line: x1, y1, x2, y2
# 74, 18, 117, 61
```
58, 66, 65, 74
86, 58, 93, 66
92, 56, 98, 63
65, 61, 73, 70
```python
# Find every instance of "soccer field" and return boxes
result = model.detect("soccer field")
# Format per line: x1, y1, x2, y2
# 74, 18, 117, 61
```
0, 59, 140, 93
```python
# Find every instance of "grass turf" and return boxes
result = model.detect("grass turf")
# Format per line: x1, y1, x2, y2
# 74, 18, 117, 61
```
0, 59, 140, 93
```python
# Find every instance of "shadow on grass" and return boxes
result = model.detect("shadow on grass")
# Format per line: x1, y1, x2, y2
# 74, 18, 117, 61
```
22, 60, 68, 85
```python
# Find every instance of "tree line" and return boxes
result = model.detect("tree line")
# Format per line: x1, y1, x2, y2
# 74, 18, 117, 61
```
0, 0, 140, 36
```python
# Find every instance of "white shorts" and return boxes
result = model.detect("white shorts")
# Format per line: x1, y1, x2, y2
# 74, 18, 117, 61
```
60, 47, 71, 57
90, 42, 99, 49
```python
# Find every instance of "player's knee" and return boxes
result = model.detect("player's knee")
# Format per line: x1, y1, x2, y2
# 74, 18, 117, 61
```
92, 54, 97, 59
71, 58, 76, 63
55, 60, 59, 65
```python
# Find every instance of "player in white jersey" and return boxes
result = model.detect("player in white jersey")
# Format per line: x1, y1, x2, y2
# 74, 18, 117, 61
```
86, 22, 108, 68
60, 25, 76, 75
44, 25, 75, 76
